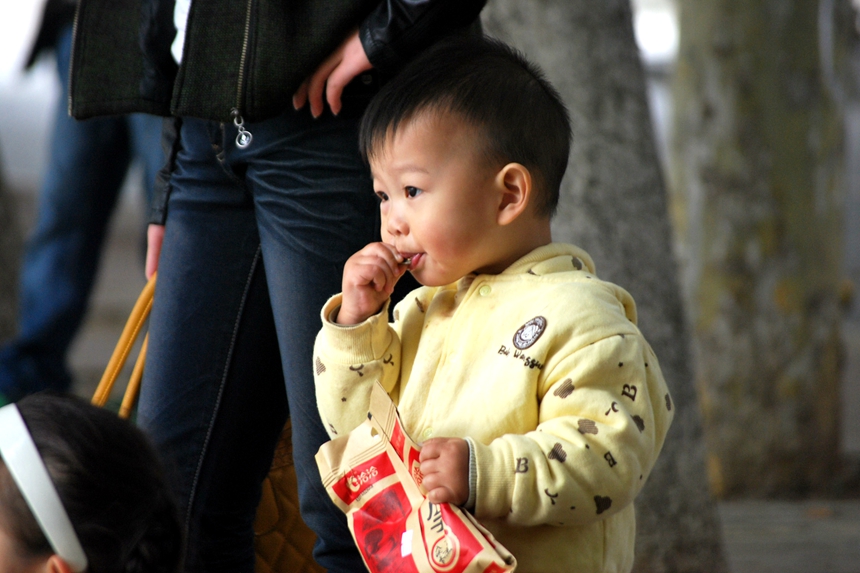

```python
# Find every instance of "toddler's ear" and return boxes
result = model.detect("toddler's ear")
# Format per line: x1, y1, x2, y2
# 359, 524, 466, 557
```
496, 163, 533, 226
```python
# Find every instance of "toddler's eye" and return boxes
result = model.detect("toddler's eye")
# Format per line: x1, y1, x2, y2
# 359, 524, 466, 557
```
405, 186, 422, 198
376, 191, 389, 202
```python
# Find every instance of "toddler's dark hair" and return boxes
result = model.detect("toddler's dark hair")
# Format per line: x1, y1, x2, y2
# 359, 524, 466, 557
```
360, 35, 571, 217
0, 394, 182, 573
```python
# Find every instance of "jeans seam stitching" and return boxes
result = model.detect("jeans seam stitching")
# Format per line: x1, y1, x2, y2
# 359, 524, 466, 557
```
183, 244, 263, 537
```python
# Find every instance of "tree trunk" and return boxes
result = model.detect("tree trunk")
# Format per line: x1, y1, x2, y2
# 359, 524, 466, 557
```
0, 146, 20, 341
670, 0, 844, 498
483, 1, 727, 571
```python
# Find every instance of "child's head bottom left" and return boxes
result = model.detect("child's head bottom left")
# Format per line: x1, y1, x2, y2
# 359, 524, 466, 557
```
0, 394, 182, 573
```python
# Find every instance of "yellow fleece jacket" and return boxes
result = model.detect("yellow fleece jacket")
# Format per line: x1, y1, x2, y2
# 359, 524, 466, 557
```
314, 243, 674, 573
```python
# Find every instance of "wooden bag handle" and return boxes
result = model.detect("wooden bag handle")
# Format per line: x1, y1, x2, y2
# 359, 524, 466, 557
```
91, 274, 156, 419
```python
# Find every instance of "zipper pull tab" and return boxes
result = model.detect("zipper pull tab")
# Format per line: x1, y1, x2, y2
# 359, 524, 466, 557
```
231, 108, 253, 148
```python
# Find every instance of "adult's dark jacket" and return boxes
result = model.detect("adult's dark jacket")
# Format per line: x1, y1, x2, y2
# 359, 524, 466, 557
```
69, 0, 486, 123
70, 0, 485, 224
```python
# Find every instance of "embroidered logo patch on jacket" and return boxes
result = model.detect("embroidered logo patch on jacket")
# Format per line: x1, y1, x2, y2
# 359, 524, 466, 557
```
513, 316, 547, 349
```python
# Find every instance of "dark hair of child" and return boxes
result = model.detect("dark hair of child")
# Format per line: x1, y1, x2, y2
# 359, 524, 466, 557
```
359, 34, 572, 218
0, 394, 182, 573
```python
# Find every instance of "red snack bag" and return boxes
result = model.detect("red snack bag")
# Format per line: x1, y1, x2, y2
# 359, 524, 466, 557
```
316, 383, 517, 573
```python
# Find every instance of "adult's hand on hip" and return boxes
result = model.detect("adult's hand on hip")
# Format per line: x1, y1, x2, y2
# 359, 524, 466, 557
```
293, 29, 372, 117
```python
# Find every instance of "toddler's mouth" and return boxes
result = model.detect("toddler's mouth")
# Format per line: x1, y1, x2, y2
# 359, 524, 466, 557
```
399, 253, 420, 269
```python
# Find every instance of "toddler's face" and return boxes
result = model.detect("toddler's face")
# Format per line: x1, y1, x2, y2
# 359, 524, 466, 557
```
370, 114, 505, 286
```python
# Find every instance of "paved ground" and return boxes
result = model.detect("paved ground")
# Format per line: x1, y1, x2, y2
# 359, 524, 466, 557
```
7, 186, 860, 572
718, 500, 860, 573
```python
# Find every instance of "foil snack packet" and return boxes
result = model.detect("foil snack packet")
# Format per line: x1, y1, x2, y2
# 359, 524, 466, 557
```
315, 382, 517, 573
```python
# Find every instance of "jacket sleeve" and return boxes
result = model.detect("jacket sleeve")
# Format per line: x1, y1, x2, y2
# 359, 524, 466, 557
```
148, 116, 181, 226
313, 294, 403, 439
471, 332, 674, 527
358, 0, 487, 75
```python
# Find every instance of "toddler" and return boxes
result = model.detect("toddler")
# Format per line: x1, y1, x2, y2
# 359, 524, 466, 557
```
0, 394, 181, 573
314, 36, 674, 573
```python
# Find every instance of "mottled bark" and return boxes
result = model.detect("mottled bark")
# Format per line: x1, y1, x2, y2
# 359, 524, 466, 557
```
670, 0, 844, 497
0, 147, 21, 340
483, 1, 727, 571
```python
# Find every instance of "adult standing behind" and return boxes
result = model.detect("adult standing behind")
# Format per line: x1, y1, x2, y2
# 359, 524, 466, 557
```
69, 1, 486, 571
0, 0, 164, 407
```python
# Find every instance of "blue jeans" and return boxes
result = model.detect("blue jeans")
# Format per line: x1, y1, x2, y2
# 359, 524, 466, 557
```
137, 108, 378, 572
0, 26, 164, 400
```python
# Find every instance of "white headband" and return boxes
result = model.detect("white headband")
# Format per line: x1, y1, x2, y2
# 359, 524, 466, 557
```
0, 404, 88, 572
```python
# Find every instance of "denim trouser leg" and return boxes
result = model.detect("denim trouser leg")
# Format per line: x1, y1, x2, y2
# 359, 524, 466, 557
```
137, 112, 377, 572
0, 25, 164, 400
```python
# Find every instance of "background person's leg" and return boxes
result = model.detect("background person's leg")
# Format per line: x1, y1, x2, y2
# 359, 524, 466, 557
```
0, 25, 133, 400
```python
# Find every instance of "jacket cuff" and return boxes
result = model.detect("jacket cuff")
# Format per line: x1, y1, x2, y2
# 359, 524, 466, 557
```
358, 16, 398, 75
358, 0, 486, 75
318, 294, 393, 364
464, 437, 478, 511
470, 438, 515, 519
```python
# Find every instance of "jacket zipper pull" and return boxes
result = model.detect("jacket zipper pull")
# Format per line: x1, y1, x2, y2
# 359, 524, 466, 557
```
231, 108, 253, 148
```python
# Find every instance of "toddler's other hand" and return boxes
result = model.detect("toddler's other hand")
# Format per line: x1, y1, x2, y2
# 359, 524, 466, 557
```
338, 242, 406, 325
419, 437, 470, 506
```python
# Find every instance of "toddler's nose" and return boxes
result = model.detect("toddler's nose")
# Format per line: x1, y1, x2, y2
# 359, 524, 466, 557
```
385, 209, 408, 237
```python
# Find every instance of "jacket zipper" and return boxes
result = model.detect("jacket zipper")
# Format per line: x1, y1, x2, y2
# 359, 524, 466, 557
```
231, 0, 255, 148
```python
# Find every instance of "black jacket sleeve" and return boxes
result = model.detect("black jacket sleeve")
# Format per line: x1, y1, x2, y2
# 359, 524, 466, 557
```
359, 0, 486, 75
149, 116, 181, 225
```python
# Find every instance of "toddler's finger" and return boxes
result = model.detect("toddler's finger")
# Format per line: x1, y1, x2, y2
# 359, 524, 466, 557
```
418, 438, 443, 462
371, 243, 403, 267
426, 486, 456, 505
355, 260, 395, 293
